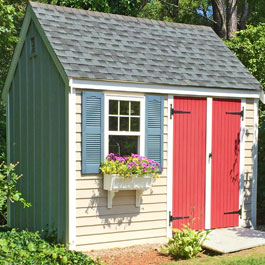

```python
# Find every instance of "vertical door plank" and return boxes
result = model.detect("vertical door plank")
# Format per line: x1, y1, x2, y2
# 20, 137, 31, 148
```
173, 97, 207, 230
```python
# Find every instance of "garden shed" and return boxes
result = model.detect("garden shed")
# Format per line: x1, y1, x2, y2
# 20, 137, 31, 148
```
2, 2, 264, 251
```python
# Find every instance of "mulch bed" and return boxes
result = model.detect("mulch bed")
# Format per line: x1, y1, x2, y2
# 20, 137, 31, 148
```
86, 244, 175, 265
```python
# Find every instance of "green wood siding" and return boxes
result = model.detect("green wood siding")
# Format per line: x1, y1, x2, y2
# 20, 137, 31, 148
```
8, 21, 67, 243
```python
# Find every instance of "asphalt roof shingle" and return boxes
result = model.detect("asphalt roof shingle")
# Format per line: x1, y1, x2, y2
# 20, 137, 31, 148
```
30, 2, 262, 90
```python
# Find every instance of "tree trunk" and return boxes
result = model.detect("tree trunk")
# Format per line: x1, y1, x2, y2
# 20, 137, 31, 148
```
212, 0, 227, 39
227, 0, 238, 38
239, 0, 250, 30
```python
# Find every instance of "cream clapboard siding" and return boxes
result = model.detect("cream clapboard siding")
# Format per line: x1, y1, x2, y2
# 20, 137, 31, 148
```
75, 90, 168, 251
242, 99, 255, 227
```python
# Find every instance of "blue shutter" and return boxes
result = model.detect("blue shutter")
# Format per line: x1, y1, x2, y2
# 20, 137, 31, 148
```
145, 95, 164, 169
82, 91, 104, 174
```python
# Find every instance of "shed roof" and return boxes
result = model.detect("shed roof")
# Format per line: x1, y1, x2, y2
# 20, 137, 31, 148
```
17, 2, 265, 90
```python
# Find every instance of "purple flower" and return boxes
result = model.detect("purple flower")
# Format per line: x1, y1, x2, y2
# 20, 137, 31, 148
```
128, 165, 132, 169
133, 161, 138, 166
141, 162, 147, 168
151, 166, 156, 170
143, 168, 146, 172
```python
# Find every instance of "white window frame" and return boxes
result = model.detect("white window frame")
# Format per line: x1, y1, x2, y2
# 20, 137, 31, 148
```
104, 93, 145, 158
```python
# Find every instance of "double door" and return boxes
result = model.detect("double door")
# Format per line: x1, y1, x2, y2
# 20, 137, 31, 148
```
172, 97, 241, 229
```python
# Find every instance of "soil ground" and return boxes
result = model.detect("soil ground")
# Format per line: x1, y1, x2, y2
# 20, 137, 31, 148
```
86, 244, 265, 265
86, 226, 265, 265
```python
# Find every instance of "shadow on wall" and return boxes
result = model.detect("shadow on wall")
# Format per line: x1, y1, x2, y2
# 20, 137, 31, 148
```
82, 177, 145, 229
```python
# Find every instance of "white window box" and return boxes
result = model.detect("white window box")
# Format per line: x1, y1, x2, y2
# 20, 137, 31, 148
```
103, 174, 153, 208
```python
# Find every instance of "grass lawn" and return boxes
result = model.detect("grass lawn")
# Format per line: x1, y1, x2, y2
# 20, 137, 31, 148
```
163, 245, 265, 265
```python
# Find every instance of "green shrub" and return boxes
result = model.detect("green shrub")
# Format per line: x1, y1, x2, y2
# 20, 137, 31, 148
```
0, 229, 102, 265
163, 225, 209, 259
0, 155, 31, 224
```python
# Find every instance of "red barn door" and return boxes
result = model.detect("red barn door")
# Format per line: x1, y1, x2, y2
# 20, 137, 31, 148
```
172, 97, 206, 230
211, 99, 241, 228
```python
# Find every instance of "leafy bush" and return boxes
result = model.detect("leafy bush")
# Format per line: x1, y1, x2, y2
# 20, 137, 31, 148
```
163, 225, 209, 259
100, 153, 161, 178
226, 24, 265, 223
0, 229, 101, 265
0, 155, 31, 224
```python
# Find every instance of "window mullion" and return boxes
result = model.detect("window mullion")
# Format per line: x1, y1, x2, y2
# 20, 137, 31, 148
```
129, 101, 131, 132
118, 100, 120, 131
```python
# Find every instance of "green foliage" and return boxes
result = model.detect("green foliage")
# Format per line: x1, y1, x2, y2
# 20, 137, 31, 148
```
54, 0, 146, 16
42, 225, 58, 245
226, 24, 265, 221
0, 229, 102, 264
139, 0, 212, 25
0, 0, 21, 155
58, 0, 110, 12
163, 225, 209, 259
225, 24, 265, 87
0, 155, 31, 224
247, 0, 265, 25
100, 153, 160, 178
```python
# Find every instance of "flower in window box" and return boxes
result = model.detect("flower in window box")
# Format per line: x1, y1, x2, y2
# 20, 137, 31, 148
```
100, 153, 161, 179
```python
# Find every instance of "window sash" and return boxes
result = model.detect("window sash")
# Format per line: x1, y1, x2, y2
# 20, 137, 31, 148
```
104, 94, 145, 157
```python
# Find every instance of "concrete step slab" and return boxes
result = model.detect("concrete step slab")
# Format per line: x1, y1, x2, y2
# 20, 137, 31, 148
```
203, 227, 265, 253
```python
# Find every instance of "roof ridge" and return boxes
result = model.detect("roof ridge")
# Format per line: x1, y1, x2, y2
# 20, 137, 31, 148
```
29, 1, 212, 30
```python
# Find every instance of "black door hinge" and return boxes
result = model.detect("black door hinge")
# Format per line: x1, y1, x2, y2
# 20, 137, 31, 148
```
169, 211, 189, 226
226, 107, 244, 121
224, 206, 242, 218
170, 104, 191, 119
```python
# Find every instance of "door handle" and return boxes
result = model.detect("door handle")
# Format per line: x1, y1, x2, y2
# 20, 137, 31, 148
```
209, 152, 212, 158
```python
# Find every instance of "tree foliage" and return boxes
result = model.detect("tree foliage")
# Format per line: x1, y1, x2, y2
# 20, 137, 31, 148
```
226, 24, 265, 222
0, 0, 20, 155
139, 0, 212, 25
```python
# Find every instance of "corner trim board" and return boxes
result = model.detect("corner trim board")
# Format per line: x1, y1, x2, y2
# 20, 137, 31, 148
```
239, 99, 246, 228
7, 94, 11, 226
252, 99, 259, 228
167, 96, 173, 238
68, 89, 76, 249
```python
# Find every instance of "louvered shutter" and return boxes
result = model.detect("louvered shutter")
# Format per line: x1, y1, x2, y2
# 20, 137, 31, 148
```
145, 95, 164, 169
82, 91, 104, 174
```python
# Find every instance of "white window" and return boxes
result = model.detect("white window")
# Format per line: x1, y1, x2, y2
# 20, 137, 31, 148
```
104, 94, 145, 157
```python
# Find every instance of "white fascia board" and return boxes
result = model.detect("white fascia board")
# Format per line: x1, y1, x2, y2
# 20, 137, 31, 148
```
259, 90, 265, 104
69, 79, 261, 99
